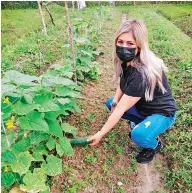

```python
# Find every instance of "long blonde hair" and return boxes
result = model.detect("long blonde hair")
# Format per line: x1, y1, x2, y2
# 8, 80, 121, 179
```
112, 19, 168, 101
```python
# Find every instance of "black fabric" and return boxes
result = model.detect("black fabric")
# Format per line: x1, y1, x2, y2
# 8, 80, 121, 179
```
120, 62, 178, 117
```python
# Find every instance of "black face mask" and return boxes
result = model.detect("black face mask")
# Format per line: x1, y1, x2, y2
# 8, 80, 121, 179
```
116, 45, 136, 62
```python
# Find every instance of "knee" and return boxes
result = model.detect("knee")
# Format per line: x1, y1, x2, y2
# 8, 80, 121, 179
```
130, 127, 149, 144
105, 97, 113, 111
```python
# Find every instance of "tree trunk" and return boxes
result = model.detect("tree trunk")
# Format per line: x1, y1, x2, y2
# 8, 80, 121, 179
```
37, 1, 47, 35
64, 1, 77, 83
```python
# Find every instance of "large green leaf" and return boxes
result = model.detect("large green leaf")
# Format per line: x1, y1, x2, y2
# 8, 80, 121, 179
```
59, 137, 73, 156
46, 137, 56, 151
9, 151, 34, 176
19, 111, 49, 132
77, 65, 90, 73
40, 186, 51, 193
57, 98, 71, 105
4, 70, 40, 86
1, 172, 15, 187
56, 143, 64, 157
1, 84, 17, 97
44, 155, 62, 176
61, 123, 77, 137
42, 74, 76, 87
44, 110, 69, 121
24, 94, 33, 104
1, 133, 16, 153
28, 131, 50, 146
47, 120, 63, 138
1, 103, 12, 120
20, 168, 47, 193
34, 94, 60, 112
54, 86, 81, 98
32, 145, 48, 161
13, 101, 37, 115
11, 137, 31, 153
2, 150, 16, 163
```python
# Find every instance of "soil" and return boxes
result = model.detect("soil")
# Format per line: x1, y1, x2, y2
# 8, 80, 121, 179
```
50, 10, 168, 193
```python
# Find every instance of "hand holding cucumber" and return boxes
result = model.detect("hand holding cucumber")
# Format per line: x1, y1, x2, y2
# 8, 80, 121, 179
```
88, 131, 104, 146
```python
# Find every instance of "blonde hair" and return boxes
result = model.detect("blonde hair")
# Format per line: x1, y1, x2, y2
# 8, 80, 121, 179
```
112, 19, 168, 101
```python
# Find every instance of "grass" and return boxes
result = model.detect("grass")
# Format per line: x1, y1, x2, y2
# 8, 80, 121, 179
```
117, 5, 192, 192
1, 4, 110, 74
156, 4, 192, 37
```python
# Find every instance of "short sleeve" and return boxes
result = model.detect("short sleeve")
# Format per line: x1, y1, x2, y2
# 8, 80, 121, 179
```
124, 74, 146, 97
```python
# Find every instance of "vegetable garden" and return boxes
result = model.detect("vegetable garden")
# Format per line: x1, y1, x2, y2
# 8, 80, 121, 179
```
1, 2, 192, 193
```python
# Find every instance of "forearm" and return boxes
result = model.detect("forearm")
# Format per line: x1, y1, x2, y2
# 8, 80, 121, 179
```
113, 85, 123, 103
99, 107, 124, 137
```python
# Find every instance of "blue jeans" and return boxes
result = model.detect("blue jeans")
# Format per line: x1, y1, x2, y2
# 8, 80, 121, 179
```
105, 97, 176, 149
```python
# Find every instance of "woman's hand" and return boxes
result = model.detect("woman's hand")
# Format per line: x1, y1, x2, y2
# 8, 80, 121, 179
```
88, 131, 104, 146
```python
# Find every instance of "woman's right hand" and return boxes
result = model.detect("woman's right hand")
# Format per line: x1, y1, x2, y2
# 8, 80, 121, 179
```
88, 131, 104, 146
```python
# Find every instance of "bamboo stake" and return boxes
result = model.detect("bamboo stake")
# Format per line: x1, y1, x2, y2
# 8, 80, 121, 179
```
37, 1, 47, 35
64, 1, 77, 83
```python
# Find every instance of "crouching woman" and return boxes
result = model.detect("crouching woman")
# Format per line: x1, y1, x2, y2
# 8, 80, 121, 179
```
88, 19, 178, 164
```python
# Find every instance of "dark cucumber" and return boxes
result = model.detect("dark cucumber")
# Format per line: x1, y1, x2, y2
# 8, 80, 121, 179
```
70, 137, 92, 147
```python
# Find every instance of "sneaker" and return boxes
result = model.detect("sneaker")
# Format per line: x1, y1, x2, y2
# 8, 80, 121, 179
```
136, 140, 163, 164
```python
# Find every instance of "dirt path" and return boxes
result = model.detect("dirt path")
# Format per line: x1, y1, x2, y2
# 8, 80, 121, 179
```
51, 9, 168, 193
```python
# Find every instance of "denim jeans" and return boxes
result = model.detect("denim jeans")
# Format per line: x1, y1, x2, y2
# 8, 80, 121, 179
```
105, 97, 176, 149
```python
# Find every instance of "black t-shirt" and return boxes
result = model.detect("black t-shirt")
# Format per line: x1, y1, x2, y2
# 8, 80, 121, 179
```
120, 62, 178, 117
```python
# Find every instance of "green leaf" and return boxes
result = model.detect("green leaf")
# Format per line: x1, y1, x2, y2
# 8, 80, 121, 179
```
40, 186, 51, 193
61, 123, 77, 137
10, 137, 31, 153
4, 70, 40, 86
47, 120, 63, 138
32, 145, 48, 161
33, 152, 45, 161
44, 110, 69, 121
1, 172, 15, 187
56, 143, 64, 157
20, 168, 47, 192
57, 98, 71, 105
28, 131, 50, 146
46, 137, 56, 151
77, 65, 90, 73
24, 94, 33, 104
42, 74, 76, 87
13, 101, 37, 115
54, 86, 81, 98
59, 137, 73, 156
10, 151, 34, 176
2, 150, 16, 164
44, 155, 62, 176
19, 112, 49, 132
1, 133, 16, 153
1, 84, 17, 97
34, 94, 60, 112
1, 103, 12, 120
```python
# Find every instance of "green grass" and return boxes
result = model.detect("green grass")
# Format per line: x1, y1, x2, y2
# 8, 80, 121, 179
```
156, 4, 192, 37
117, 5, 192, 192
2, 9, 46, 47
1, 4, 109, 74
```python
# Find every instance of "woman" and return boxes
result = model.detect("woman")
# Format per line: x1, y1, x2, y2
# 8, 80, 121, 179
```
88, 19, 178, 164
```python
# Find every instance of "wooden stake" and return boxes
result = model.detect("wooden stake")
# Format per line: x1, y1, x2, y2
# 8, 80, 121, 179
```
64, 1, 77, 83
37, 1, 47, 35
